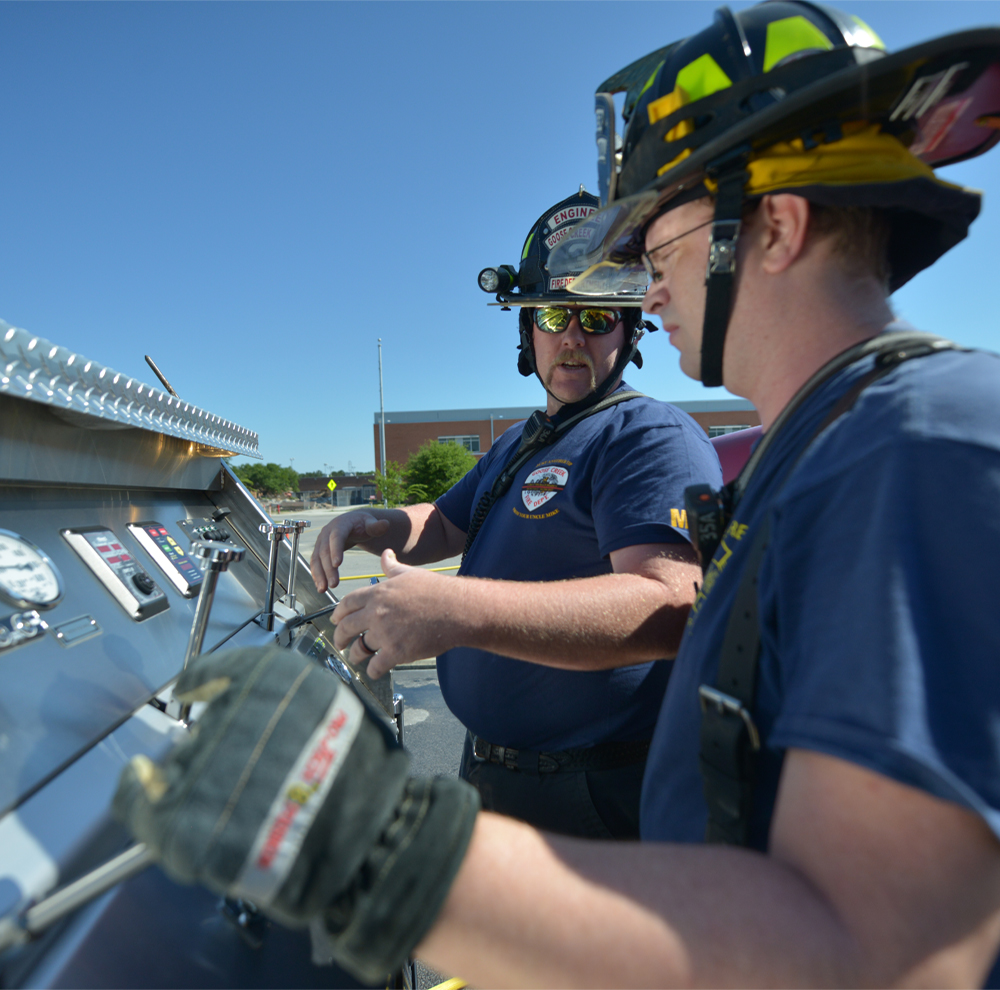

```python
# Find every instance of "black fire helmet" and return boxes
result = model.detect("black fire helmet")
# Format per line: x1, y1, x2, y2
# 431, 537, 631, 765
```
548, 1, 1000, 387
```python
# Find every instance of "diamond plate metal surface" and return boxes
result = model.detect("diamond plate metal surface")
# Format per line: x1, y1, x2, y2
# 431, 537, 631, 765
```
0, 320, 260, 458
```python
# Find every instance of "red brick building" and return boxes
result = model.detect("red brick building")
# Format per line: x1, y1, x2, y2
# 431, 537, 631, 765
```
373, 399, 760, 471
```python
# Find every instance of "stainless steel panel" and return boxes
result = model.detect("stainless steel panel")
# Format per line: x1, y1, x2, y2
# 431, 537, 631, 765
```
0, 703, 376, 989
0, 395, 227, 491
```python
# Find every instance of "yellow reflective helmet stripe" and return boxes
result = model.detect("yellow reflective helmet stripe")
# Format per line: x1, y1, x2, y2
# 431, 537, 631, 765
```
675, 53, 732, 102
701, 122, 966, 198
850, 15, 886, 51
521, 231, 535, 261
645, 54, 733, 129
763, 16, 834, 72
647, 86, 693, 130
647, 85, 696, 176
647, 54, 732, 179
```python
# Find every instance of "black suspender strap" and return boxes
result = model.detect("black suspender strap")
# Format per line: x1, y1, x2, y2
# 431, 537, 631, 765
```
698, 332, 964, 846
461, 391, 645, 561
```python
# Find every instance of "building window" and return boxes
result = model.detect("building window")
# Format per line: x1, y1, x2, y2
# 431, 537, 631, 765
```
708, 425, 752, 438
438, 435, 481, 453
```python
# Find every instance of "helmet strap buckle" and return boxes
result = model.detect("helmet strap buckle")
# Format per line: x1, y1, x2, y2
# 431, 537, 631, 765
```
706, 220, 742, 278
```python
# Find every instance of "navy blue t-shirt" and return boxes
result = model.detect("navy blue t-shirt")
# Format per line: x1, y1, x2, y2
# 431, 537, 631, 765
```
641, 346, 1000, 863
435, 382, 723, 751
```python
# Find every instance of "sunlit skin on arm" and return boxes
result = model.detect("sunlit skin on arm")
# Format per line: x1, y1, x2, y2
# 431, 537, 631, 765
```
309, 503, 465, 593
417, 750, 1000, 989
330, 541, 701, 678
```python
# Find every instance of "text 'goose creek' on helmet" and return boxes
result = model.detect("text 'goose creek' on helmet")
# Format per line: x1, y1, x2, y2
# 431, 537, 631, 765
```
548, 0, 1000, 387
477, 187, 654, 409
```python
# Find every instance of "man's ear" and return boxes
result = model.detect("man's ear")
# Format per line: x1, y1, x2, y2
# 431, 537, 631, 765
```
756, 193, 811, 275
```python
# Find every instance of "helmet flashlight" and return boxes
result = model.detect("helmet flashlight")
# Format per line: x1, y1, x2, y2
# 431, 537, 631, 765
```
478, 265, 518, 294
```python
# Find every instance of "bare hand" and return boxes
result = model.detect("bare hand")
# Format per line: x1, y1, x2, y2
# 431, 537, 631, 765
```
332, 550, 464, 678
310, 512, 391, 592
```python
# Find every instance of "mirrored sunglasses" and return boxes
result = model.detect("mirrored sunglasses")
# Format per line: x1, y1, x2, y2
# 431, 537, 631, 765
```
534, 307, 622, 335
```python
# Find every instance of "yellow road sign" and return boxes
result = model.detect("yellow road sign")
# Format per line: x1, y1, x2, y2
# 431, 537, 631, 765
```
327, 478, 337, 491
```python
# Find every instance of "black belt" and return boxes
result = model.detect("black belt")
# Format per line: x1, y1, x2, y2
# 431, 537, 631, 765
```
471, 733, 650, 774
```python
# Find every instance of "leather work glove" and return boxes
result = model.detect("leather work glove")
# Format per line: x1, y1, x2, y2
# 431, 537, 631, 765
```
113, 646, 479, 982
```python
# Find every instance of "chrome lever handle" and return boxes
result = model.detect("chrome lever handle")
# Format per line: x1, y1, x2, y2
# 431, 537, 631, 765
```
179, 540, 245, 720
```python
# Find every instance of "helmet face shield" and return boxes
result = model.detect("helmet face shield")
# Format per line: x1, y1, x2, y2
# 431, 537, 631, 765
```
547, 191, 667, 290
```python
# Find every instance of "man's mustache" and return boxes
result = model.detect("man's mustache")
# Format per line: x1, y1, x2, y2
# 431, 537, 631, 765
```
544, 351, 597, 394
551, 351, 595, 373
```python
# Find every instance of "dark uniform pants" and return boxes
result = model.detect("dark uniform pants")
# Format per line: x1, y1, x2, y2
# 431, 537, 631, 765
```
458, 731, 646, 840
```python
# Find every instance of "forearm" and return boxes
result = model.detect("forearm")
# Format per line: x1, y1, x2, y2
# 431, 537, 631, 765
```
441, 570, 691, 667
417, 813, 853, 989
354, 504, 453, 564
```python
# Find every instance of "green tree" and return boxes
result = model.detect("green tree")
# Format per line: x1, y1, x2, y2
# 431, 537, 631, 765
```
374, 461, 428, 508
299, 469, 328, 478
231, 462, 299, 496
404, 441, 477, 503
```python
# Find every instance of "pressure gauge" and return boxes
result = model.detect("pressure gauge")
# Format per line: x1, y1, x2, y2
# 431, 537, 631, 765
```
0, 529, 64, 610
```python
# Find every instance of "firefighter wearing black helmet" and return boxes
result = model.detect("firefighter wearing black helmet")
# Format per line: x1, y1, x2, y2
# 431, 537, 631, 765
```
308, 188, 722, 839
115, 4, 1000, 985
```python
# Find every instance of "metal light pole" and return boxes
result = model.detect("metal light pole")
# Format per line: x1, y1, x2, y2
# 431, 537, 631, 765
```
378, 338, 387, 507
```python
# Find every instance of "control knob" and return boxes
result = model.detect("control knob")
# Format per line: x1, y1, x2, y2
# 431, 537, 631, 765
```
132, 572, 156, 596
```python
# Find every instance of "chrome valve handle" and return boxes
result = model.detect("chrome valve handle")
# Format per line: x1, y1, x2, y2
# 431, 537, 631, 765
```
257, 521, 294, 631
179, 540, 245, 720
183, 541, 245, 670
280, 518, 311, 609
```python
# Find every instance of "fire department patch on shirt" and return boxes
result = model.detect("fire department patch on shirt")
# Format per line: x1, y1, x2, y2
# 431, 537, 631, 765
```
522, 466, 568, 511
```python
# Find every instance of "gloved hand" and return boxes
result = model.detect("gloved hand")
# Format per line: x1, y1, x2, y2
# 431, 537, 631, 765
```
113, 646, 479, 981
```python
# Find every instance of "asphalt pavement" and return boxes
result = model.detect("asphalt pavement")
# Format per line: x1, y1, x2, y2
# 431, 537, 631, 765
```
395, 667, 466, 778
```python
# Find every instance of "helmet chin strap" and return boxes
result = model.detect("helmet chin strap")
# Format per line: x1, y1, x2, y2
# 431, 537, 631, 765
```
699, 155, 750, 389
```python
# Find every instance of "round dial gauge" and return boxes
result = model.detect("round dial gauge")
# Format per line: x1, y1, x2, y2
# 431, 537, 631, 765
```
0, 529, 64, 610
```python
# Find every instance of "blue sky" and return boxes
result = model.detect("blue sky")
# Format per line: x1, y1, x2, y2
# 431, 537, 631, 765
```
3, 1, 998, 473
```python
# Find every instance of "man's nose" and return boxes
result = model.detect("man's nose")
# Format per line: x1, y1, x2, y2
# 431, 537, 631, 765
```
643, 281, 669, 315
562, 314, 587, 343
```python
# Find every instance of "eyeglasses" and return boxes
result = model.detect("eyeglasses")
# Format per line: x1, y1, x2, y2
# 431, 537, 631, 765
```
533, 307, 622, 335
641, 218, 714, 282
